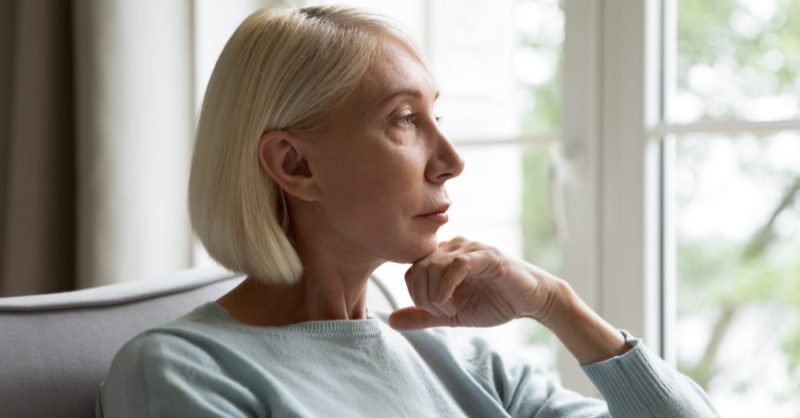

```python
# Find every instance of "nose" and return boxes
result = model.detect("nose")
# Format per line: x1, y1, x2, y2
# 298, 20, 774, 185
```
425, 127, 464, 184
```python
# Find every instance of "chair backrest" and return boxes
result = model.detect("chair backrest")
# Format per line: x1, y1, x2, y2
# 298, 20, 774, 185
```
0, 267, 398, 418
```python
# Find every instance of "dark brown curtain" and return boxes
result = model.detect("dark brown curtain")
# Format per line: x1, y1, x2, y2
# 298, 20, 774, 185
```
0, 0, 76, 295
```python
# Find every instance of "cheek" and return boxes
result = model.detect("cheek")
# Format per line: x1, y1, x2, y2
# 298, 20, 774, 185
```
315, 140, 435, 259
316, 158, 404, 236
332, 165, 411, 222
325, 146, 424, 208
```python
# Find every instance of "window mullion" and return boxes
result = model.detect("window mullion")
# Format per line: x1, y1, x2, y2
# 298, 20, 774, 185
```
558, 0, 604, 396
450, 134, 559, 148
651, 118, 800, 137
599, 0, 664, 354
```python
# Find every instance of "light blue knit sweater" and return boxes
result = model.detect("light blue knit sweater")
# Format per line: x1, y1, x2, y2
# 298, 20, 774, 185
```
101, 302, 718, 417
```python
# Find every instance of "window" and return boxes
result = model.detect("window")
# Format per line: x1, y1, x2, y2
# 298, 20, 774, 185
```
668, 0, 800, 414
674, 133, 800, 415
554, 0, 800, 406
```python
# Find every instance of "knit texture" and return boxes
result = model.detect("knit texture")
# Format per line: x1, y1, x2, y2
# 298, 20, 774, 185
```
101, 302, 718, 417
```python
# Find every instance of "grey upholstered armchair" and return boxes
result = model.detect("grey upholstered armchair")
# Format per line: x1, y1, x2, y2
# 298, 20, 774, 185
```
0, 267, 398, 417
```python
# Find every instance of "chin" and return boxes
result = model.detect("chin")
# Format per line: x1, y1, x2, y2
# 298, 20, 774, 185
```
391, 235, 438, 264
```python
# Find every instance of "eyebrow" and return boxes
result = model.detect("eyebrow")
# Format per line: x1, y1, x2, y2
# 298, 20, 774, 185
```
377, 89, 440, 107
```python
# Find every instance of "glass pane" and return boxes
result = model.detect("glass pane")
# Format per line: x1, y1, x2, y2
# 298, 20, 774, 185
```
309, 0, 428, 41
376, 143, 561, 370
432, 0, 563, 138
296, 0, 564, 138
671, 0, 800, 123
675, 133, 800, 416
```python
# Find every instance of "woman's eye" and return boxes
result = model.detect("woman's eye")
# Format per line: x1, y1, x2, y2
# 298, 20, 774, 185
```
394, 113, 441, 128
397, 114, 416, 127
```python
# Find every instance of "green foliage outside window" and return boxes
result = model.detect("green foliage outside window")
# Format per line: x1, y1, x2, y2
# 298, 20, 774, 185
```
516, 0, 800, 404
675, 0, 800, 401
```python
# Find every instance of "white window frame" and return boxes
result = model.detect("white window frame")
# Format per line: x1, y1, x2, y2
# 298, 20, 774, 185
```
560, 0, 800, 397
556, 0, 665, 394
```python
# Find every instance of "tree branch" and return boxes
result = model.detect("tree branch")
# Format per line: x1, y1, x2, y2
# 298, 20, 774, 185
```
689, 174, 800, 389
743, 176, 800, 260
686, 307, 737, 389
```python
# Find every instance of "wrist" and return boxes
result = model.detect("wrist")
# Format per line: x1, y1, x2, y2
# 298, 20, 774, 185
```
517, 261, 574, 328
533, 277, 576, 331
541, 282, 631, 364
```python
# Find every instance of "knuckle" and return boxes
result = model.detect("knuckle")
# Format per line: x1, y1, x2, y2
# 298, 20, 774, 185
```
485, 245, 502, 257
449, 236, 467, 247
466, 241, 484, 251
429, 260, 448, 272
416, 259, 431, 269
451, 255, 468, 268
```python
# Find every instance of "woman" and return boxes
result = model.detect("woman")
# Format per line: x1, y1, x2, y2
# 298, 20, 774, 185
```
101, 5, 718, 417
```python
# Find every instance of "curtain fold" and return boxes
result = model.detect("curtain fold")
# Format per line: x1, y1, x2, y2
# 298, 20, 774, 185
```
74, 0, 195, 288
1, 0, 76, 296
0, 0, 195, 296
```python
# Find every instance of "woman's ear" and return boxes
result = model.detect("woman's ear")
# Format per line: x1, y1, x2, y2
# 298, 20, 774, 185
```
258, 130, 321, 202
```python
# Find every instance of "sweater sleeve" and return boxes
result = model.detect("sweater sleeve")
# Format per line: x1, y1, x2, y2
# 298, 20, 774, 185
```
455, 335, 608, 417
100, 331, 261, 418
580, 333, 719, 418
464, 333, 718, 417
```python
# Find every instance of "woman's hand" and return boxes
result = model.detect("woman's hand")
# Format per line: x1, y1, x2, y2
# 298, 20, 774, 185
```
388, 236, 632, 365
388, 236, 564, 330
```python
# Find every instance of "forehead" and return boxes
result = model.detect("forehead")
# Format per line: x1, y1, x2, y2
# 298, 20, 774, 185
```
358, 36, 437, 107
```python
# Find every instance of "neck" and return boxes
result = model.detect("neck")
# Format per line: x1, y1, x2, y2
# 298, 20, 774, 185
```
217, 207, 383, 326
217, 261, 379, 327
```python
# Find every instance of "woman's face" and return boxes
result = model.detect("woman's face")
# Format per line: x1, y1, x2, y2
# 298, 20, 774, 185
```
305, 35, 464, 264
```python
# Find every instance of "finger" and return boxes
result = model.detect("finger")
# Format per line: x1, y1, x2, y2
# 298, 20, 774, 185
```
388, 307, 457, 330
433, 254, 471, 304
404, 267, 416, 304
426, 260, 457, 316
450, 236, 467, 245
434, 298, 458, 317
443, 236, 467, 251
427, 261, 452, 315
412, 264, 447, 316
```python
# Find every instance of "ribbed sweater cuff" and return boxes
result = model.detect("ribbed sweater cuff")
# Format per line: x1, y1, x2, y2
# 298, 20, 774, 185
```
581, 334, 677, 416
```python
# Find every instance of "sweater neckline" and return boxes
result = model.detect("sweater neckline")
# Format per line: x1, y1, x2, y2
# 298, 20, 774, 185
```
202, 302, 384, 337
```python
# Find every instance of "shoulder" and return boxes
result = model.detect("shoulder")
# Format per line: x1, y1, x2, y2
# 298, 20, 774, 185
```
101, 307, 264, 417
104, 325, 224, 398
107, 303, 234, 382
117, 327, 215, 365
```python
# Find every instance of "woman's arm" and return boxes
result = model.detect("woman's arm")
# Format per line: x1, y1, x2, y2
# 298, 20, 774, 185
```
388, 236, 720, 417
529, 271, 631, 365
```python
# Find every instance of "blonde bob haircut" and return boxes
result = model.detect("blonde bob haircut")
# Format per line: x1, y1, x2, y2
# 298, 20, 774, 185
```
188, 5, 425, 284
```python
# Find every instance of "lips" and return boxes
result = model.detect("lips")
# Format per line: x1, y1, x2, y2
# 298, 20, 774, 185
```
417, 203, 450, 217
